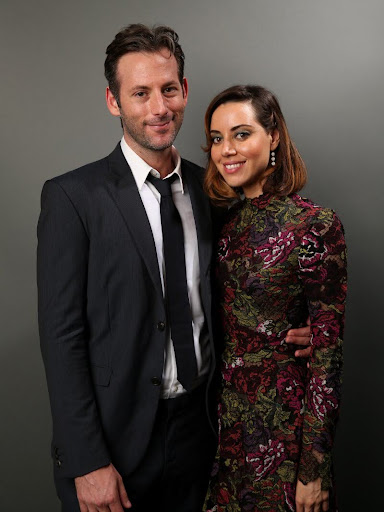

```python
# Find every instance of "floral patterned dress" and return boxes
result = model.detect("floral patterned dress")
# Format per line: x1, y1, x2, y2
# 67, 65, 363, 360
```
205, 193, 347, 512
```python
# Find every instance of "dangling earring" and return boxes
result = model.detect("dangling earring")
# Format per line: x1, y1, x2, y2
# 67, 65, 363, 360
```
270, 151, 276, 166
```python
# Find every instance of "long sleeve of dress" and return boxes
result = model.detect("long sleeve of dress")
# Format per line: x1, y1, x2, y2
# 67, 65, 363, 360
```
297, 210, 347, 489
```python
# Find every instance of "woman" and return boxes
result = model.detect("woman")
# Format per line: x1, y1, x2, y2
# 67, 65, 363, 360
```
203, 85, 347, 512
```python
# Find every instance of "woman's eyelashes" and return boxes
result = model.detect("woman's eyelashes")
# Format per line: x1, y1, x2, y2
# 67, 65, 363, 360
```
234, 130, 251, 140
210, 130, 252, 145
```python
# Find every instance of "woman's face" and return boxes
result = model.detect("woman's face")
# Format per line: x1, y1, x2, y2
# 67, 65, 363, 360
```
210, 101, 279, 198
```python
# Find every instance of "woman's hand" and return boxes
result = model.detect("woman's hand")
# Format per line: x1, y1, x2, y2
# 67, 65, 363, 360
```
295, 478, 329, 512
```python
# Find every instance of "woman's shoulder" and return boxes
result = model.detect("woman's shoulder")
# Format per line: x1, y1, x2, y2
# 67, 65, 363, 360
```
287, 193, 343, 229
283, 195, 346, 254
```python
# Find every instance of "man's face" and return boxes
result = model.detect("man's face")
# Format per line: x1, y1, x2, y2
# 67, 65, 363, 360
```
107, 50, 188, 155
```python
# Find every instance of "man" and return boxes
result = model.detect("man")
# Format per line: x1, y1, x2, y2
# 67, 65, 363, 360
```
37, 24, 311, 512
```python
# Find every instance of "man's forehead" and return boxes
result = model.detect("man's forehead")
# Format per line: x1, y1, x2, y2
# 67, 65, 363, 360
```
117, 49, 177, 75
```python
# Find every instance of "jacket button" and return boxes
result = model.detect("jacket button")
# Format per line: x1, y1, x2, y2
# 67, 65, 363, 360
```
56, 460, 62, 468
157, 321, 165, 331
151, 377, 161, 386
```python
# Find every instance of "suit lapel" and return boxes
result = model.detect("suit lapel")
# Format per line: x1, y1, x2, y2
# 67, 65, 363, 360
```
106, 144, 163, 298
182, 160, 212, 278
105, 147, 212, 302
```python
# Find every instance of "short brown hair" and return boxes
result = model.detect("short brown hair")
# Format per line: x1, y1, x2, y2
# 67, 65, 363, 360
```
104, 24, 185, 105
203, 85, 307, 206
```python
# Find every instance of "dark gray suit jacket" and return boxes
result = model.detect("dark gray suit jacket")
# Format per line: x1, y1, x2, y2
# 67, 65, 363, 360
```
37, 143, 216, 481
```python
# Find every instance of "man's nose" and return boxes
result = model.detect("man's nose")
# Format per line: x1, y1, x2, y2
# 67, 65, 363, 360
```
149, 92, 168, 117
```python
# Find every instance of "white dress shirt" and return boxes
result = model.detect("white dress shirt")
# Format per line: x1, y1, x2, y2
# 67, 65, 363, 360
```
120, 137, 210, 398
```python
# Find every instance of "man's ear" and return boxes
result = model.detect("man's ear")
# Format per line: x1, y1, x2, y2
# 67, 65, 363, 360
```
106, 87, 121, 117
270, 128, 280, 151
182, 77, 189, 106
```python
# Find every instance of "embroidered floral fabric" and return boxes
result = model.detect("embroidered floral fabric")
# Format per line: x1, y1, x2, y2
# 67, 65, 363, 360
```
204, 193, 347, 512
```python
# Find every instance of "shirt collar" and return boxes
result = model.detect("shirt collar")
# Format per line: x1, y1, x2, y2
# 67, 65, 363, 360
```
120, 137, 184, 194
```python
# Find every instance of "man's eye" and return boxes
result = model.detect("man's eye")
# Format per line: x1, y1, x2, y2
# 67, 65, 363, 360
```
164, 87, 177, 94
134, 91, 146, 97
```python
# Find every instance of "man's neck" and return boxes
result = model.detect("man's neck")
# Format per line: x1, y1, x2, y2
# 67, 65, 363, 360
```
123, 135, 174, 179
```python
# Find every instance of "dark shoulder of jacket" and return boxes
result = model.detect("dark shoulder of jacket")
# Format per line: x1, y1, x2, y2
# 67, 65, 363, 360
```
50, 153, 110, 194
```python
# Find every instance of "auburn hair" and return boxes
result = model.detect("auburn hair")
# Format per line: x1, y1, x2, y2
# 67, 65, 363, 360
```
203, 85, 307, 206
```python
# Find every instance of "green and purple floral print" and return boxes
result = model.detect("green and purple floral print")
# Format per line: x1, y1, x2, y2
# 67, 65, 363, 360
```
205, 193, 347, 512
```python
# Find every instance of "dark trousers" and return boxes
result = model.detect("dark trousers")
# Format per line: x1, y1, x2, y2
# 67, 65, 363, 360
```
58, 385, 217, 512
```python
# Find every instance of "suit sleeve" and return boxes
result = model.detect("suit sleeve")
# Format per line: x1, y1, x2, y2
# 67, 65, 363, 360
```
297, 210, 347, 489
37, 180, 111, 478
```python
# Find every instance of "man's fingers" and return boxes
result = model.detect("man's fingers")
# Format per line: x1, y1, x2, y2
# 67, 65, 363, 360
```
287, 338, 309, 345
78, 496, 122, 512
85, 506, 98, 512
118, 478, 132, 509
294, 347, 312, 358
287, 325, 310, 336
286, 331, 312, 346
286, 318, 312, 345
109, 492, 128, 512
103, 504, 119, 512
108, 502, 124, 512
287, 328, 311, 339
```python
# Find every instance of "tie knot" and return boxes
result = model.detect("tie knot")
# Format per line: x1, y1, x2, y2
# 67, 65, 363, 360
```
147, 173, 177, 197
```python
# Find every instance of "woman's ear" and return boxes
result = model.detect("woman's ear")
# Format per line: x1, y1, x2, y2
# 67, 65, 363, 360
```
270, 129, 280, 151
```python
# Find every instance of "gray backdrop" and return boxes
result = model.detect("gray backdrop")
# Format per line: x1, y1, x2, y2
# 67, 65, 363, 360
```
1, 0, 383, 510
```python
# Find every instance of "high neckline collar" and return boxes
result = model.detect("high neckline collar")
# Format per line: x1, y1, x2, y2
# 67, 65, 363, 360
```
244, 192, 275, 209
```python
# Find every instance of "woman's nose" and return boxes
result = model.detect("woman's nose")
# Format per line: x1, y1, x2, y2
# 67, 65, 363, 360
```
222, 139, 237, 156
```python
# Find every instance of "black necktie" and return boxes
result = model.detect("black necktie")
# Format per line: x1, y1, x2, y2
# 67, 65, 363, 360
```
147, 173, 198, 391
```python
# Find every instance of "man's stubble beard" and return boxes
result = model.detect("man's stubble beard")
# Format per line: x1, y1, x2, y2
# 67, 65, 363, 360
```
120, 111, 184, 152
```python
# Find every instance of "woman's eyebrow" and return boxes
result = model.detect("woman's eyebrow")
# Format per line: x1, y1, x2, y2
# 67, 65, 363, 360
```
210, 124, 253, 133
230, 124, 253, 131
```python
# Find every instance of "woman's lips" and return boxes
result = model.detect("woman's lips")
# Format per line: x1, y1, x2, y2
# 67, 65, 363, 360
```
223, 161, 246, 173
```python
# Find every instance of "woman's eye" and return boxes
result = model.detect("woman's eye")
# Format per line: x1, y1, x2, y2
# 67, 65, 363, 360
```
211, 136, 222, 144
235, 131, 250, 140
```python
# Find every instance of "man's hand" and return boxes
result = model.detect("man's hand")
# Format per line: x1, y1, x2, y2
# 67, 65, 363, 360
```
75, 464, 131, 512
286, 317, 312, 358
